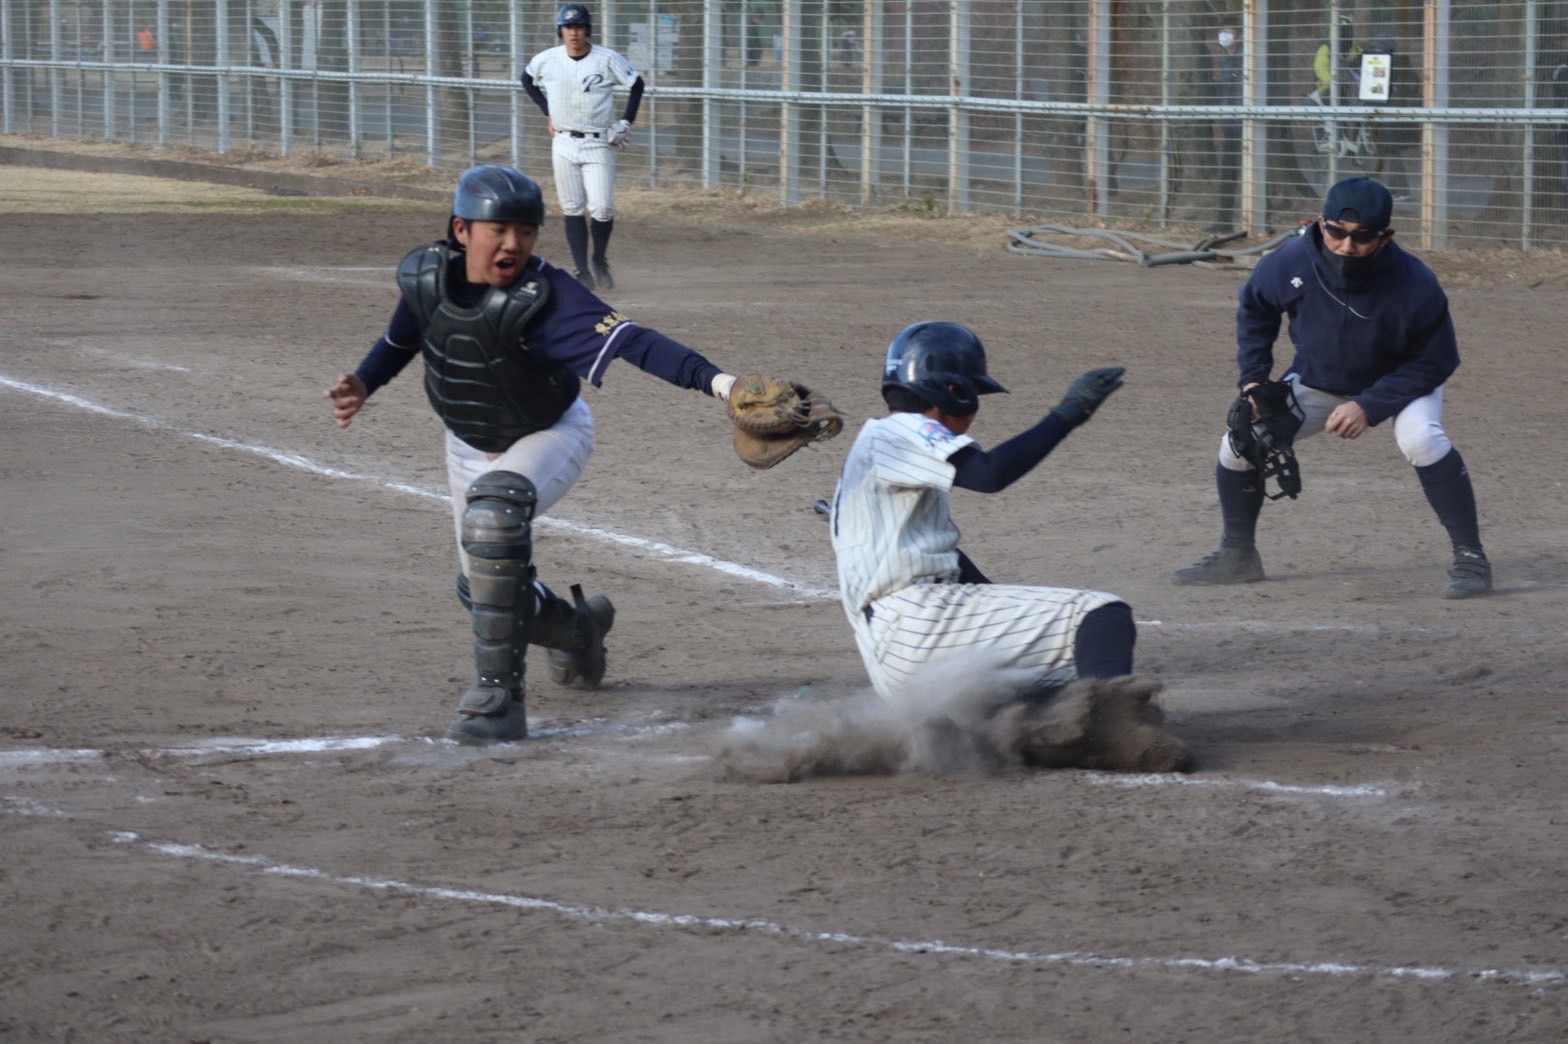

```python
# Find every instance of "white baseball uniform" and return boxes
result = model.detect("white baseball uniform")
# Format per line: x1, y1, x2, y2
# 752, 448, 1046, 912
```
831, 413, 1121, 701
525, 42, 639, 221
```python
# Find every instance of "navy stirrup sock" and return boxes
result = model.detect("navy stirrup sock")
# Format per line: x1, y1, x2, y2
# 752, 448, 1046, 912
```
1217, 462, 1265, 550
1415, 449, 1482, 552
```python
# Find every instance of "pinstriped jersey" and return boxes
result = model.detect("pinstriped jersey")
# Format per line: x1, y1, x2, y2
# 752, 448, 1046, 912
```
525, 43, 639, 132
831, 413, 975, 617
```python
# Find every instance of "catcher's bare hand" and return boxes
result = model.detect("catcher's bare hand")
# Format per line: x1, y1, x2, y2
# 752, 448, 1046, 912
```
726, 374, 845, 469
324, 373, 368, 428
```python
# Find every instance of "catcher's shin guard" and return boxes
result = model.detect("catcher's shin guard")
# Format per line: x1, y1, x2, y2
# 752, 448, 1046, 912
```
532, 584, 615, 688
452, 471, 537, 743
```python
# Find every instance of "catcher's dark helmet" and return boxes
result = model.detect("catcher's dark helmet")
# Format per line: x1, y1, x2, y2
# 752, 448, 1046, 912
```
451, 165, 545, 226
882, 321, 1007, 417
557, 4, 591, 36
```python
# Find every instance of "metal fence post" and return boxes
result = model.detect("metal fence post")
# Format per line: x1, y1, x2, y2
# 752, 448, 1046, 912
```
423, 0, 436, 166
780, 0, 800, 206
510, 0, 522, 168
1088, 0, 1110, 220
216, 0, 229, 152
860, 0, 881, 208
279, 0, 295, 154
1423, 0, 1450, 249
1522, 0, 1539, 250
702, 0, 718, 189
156, 0, 170, 146
48, 0, 60, 138
947, 0, 969, 213
1243, 0, 1264, 233
346, 0, 360, 160
1, 0, 11, 135
101, 0, 114, 138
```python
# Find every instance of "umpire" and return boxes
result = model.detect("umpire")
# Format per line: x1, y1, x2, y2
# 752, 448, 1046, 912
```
1171, 177, 1494, 599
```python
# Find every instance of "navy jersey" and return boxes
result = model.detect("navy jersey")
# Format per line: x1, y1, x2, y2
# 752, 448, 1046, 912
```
355, 250, 722, 397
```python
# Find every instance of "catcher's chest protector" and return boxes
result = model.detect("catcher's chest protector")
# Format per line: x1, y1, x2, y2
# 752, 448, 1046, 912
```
398, 244, 580, 453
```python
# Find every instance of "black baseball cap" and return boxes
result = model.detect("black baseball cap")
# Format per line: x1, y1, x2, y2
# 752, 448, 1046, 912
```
1322, 177, 1393, 231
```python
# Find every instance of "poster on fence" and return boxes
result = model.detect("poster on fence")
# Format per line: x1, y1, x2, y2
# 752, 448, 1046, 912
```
628, 15, 678, 76
1359, 51, 1392, 104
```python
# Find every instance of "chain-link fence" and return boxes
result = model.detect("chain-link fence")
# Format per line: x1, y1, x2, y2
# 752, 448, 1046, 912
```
5, 1, 1568, 250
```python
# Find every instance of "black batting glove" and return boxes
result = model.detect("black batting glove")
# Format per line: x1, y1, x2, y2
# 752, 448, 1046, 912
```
1049, 366, 1126, 428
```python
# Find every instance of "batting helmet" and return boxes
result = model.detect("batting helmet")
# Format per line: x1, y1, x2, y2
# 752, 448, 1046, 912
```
882, 321, 1007, 417
557, 4, 591, 36
451, 165, 546, 227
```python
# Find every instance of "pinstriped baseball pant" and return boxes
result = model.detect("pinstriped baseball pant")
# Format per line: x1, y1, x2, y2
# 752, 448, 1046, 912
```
848, 581, 1123, 702
551, 133, 617, 222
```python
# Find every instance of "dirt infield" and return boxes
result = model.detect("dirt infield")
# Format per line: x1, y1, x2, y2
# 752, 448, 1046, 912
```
3, 151, 1567, 1041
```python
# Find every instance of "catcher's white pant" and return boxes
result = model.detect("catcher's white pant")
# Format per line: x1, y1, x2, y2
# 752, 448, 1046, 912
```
552, 132, 617, 222
1217, 373, 1450, 471
847, 581, 1122, 702
444, 397, 595, 577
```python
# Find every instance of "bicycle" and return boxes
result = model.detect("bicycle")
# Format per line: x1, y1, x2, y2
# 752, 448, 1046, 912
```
1292, 87, 1381, 197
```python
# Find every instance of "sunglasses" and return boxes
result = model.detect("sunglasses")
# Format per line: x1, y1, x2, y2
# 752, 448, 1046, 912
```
1320, 220, 1388, 245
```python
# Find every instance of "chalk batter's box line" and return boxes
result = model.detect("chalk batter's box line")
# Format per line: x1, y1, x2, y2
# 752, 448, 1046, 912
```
0, 373, 834, 601
0, 733, 1404, 802
67, 826, 1556, 990
2, 373, 1499, 635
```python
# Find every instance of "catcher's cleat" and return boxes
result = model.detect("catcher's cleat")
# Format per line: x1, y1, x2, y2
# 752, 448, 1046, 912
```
589, 259, 614, 291
545, 587, 615, 688
1171, 546, 1265, 586
1443, 546, 1493, 600
448, 690, 528, 744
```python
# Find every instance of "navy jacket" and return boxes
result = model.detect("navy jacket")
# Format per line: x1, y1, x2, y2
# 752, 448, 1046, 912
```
1236, 225, 1459, 426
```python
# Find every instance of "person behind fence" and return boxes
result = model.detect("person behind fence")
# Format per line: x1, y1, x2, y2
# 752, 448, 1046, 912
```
1368, 33, 1417, 202
1312, 14, 1361, 104
1545, 53, 1568, 207
520, 4, 644, 292
323, 165, 774, 745
1209, 24, 1245, 232
1171, 177, 1494, 600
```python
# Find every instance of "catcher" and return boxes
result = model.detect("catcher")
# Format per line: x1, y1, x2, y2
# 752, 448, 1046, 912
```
324, 165, 841, 744
827, 321, 1192, 774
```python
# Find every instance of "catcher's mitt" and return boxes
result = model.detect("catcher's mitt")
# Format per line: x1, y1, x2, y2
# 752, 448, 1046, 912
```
727, 374, 844, 469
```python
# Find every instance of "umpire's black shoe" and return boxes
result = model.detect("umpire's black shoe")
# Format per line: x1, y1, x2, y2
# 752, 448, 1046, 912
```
573, 268, 597, 291
1171, 546, 1265, 586
590, 259, 614, 291
1443, 546, 1493, 600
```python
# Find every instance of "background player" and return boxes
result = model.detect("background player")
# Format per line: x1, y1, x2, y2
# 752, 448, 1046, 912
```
1171, 177, 1492, 598
830, 321, 1135, 704
324, 165, 752, 745
521, 4, 643, 291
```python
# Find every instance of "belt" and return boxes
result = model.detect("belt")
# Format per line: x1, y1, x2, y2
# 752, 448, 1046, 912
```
565, 130, 602, 138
